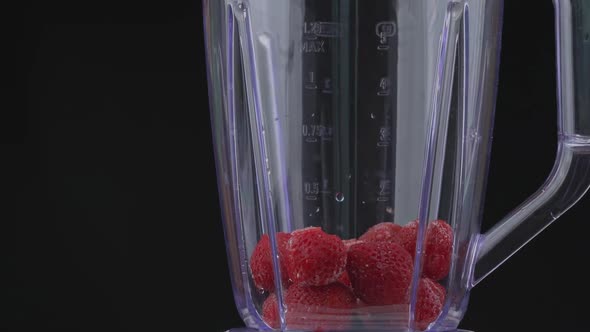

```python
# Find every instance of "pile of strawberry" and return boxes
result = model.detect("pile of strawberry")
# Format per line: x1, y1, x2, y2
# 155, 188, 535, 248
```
250, 220, 453, 331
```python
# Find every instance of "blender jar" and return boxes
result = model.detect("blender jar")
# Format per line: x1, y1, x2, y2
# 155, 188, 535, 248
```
203, 0, 590, 331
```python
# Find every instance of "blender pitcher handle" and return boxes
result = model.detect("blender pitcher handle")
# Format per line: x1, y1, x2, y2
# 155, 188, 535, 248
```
472, 0, 590, 286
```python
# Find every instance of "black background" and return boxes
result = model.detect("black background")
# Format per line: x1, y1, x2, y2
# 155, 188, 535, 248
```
6, 0, 590, 331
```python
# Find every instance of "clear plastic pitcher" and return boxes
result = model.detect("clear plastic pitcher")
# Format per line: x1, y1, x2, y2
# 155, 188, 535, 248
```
203, 0, 590, 331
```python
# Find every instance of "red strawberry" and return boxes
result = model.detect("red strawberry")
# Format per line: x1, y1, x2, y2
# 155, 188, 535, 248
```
262, 293, 280, 328
346, 241, 414, 305
397, 220, 454, 280
359, 222, 402, 243
287, 227, 347, 286
250, 232, 291, 292
286, 282, 356, 309
415, 278, 446, 330
431, 280, 446, 300
285, 283, 356, 330
397, 220, 419, 256
423, 220, 453, 280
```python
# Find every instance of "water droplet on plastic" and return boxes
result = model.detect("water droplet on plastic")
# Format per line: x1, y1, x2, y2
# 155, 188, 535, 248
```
315, 207, 320, 213
311, 113, 316, 118
361, 200, 366, 205
386, 206, 393, 214
370, 113, 375, 119
347, 174, 352, 180
335, 192, 345, 202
